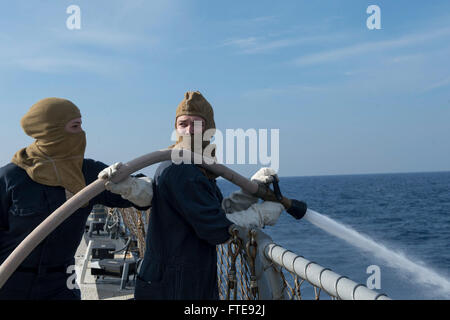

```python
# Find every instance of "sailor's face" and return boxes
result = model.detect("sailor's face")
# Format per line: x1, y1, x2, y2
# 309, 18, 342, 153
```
65, 117, 83, 133
176, 115, 205, 136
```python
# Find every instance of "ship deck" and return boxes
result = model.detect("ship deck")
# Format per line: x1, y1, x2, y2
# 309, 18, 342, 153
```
74, 233, 135, 300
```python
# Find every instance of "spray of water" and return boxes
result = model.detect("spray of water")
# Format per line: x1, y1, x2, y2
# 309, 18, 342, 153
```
304, 209, 450, 297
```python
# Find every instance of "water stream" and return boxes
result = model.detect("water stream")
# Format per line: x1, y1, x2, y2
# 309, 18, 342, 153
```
304, 209, 450, 297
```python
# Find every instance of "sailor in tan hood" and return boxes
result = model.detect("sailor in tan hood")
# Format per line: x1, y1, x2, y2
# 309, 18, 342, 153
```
101, 90, 284, 300
0, 97, 151, 300
170, 91, 216, 155
12, 97, 87, 196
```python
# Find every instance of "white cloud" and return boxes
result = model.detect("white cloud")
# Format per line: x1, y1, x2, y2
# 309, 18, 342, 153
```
221, 37, 259, 50
12, 54, 134, 75
224, 15, 278, 28
0, 1, 181, 75
423, 76, 450, 92
55, 28, 157, 49
242, 42, 450, 102
0, 23, 156, 75
293, 26, 450, 67
242, 84, 325, 99
221, 34, 344, 54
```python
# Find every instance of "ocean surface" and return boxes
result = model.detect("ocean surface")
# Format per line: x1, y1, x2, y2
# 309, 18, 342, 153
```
217, 171, 450, 300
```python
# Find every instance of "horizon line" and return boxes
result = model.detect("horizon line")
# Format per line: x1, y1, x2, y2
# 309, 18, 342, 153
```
278, 169, 450, 179
217, 169, 450, 180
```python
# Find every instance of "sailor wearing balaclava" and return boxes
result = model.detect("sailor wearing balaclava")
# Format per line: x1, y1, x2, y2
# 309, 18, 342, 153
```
0, 97, 151, 300
102, 91, 284, 299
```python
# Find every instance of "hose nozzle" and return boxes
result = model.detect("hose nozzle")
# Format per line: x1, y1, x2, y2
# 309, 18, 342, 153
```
253, 176, 308, 220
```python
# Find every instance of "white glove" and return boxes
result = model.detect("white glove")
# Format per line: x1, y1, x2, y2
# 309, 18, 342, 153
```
222, 190, 259, 213
98, 162, 153, 207
222, 167, 279, 213
225, 201, 284, 229
251, 167, 278, 185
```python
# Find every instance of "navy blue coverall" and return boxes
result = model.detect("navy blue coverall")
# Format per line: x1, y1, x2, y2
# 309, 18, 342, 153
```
135, 163, 233, 300
0, 159, 146, 300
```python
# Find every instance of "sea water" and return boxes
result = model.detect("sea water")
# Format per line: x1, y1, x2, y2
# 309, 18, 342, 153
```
304, 209, 450, 298
217, 171, 450, 300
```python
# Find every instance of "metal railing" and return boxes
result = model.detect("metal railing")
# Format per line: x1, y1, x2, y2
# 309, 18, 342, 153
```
217, 228, 390, 300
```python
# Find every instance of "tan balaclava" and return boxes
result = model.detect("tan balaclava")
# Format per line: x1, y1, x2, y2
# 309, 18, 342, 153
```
11, 98, 87, 195
169, 91, 218, 179
170, 91, 216, 157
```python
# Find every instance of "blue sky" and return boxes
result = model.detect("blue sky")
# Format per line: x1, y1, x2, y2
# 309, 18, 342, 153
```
0, 0, 449, 178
